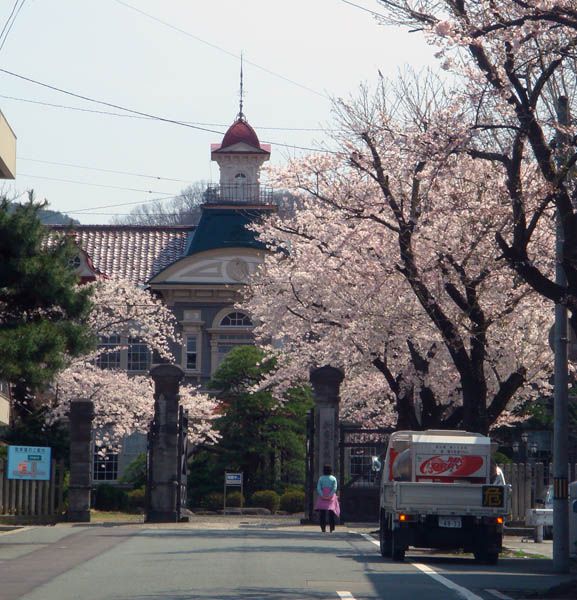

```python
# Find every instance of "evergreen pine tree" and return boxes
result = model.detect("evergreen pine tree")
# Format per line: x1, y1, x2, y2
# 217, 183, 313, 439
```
0, 195, 94, 425
203, 345, 313, 498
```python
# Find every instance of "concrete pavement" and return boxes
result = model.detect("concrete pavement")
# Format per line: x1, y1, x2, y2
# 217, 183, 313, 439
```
0, 517, 575, 600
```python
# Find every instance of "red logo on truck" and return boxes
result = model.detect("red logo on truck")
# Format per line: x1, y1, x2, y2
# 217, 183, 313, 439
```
419, 455, 484, 477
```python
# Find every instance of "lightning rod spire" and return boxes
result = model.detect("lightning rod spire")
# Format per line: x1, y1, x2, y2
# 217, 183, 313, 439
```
239, 52, 245, 120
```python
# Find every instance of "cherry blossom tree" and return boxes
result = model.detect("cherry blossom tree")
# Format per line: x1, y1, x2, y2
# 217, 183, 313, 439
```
374, 1, 577, 326
244, 80, 553, 434
46, 278, 218, 450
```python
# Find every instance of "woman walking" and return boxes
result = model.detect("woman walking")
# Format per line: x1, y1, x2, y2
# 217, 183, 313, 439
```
315, 464, 340, 532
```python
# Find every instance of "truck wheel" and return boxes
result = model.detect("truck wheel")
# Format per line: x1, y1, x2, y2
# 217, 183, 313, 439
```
379, 521, 391, 558
391, 530, 405, 562
474, 549, 498, 565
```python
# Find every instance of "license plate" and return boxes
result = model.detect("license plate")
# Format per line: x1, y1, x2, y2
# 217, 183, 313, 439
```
439, 517, 462, 528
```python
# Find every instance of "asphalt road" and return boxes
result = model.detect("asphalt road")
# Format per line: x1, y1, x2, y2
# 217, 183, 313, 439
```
0, 520, 574, 600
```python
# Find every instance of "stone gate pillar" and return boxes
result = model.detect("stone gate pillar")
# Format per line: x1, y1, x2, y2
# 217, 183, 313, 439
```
146, 364, 184, 523
67, 400, 94, 522
307, 365, 344, 521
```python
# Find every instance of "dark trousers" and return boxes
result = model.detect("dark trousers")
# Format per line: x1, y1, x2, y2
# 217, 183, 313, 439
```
319, 509, 335, 532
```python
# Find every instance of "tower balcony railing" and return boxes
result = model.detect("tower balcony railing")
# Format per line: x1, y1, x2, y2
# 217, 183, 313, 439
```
203, 184, 275, 205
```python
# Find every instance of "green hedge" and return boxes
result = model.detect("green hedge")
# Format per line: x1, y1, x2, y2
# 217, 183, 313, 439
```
126, 487, 146, 512
226, 491, 244, 507
280, 490, 305, 513
200, 492, 224, 511
94, 484, 128, 511
251, 490, 280, 513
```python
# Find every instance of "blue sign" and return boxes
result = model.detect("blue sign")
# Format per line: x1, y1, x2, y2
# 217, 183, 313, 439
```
225, 472, 242, 486
7, 446, 51, 481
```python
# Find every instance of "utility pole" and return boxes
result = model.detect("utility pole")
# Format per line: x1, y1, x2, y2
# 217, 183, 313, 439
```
553, 95, 570, 573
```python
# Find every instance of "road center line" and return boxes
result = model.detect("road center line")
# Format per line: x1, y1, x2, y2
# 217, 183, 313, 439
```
354, 532, 484, 600
486, 590, 514, 600
336, 592, 356, 599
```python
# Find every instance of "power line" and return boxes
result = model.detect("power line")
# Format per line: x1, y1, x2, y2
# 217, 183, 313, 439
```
18, 157, 191, 183
0, 1, 19, 44
115, 0, 329, 100
0, 67, 225, 135
0, 68, 338, 154
0, 0, 25, 53
338, 0, 387, 19
0, 94, 332, 131
19, 173, 176, 195
65, 195, 181, 215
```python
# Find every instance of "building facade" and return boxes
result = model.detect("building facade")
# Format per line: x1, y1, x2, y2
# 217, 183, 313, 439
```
51, 114, 275, 481
0, 108, 16, 430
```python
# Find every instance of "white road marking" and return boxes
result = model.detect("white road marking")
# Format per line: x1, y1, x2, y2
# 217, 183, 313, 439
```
336, 593, 356, 599
356, 532, 485, 600
0, 526, 31, 536
412, 563, 485, 600
486, 590, 514, 600
359, 532, 379, 546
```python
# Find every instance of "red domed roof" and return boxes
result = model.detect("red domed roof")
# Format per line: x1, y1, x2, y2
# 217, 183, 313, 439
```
221, 117, 261, 150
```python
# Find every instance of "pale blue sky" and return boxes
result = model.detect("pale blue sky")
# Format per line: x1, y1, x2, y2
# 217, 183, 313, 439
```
0, 0, 437, 224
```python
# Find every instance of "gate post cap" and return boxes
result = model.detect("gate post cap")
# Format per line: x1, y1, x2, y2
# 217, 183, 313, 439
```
150, 364, 185, 381
309, 365, 345, 385
69, 399, 95, 419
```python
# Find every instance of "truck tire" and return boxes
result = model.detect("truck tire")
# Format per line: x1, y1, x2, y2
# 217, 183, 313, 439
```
474, 548, 498, 565
391, 529, 405, 562
379, 520, 391, 558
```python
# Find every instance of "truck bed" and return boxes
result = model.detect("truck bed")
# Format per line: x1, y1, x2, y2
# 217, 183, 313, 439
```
382, 481, 510, 516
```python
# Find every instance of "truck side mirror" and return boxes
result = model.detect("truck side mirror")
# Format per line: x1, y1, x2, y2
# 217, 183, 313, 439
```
371, 456, 382, 472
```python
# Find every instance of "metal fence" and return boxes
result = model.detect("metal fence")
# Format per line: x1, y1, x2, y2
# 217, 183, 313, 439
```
204, 184, 274, 205
0, 458, 66, 522
499, 462, 577, 523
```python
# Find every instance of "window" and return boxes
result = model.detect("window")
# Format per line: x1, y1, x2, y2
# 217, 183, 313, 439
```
220, 312, 252, 327
93, 450, 119, 481
127, 337, 150, 372
215, 333, 253, 367
68, 255, 81, 269
211, 310, 254, 372
96, 335, 121, 370
235, 172, 247, 180
349, 447, 379, 484
185, 335, 198, 371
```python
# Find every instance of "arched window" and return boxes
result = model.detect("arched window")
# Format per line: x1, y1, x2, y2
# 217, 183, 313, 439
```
212, 310, 254, 372
220, 311, 253, 327
234, 172, 247, 180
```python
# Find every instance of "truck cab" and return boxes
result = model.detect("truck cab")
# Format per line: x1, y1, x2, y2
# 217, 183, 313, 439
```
379, 430, 510, 563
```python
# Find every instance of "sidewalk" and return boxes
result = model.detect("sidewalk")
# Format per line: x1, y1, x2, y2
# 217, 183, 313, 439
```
503, 534, 553, 559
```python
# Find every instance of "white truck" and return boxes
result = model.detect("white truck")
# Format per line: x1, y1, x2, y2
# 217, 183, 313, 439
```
378, 430, 511, 564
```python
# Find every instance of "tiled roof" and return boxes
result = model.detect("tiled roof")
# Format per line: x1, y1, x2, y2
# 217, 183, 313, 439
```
49, 225, 194, 284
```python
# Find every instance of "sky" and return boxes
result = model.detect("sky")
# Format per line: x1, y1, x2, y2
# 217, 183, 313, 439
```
0, 0, 439, 224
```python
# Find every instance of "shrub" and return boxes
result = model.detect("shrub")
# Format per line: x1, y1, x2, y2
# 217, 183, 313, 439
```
120, 453, 147, 489
200, 492, 224, 511
251, 490, 280, 513
94, 484, 128, 511
126, 486, 146, 512
226, 491, 244, 507
280, 490, 305, 513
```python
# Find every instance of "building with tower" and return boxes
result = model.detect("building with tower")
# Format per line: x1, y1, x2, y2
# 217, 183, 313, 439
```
48, 110, 278, 481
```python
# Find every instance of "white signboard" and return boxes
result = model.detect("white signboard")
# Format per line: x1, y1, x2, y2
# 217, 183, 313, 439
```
225, 472, 243, 486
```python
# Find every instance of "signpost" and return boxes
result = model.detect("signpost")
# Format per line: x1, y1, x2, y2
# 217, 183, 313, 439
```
7, 446, 51, 481
223, 471, 243, 514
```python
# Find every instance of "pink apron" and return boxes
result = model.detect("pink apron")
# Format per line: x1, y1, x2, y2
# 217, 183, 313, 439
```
314, 486, 340, 517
